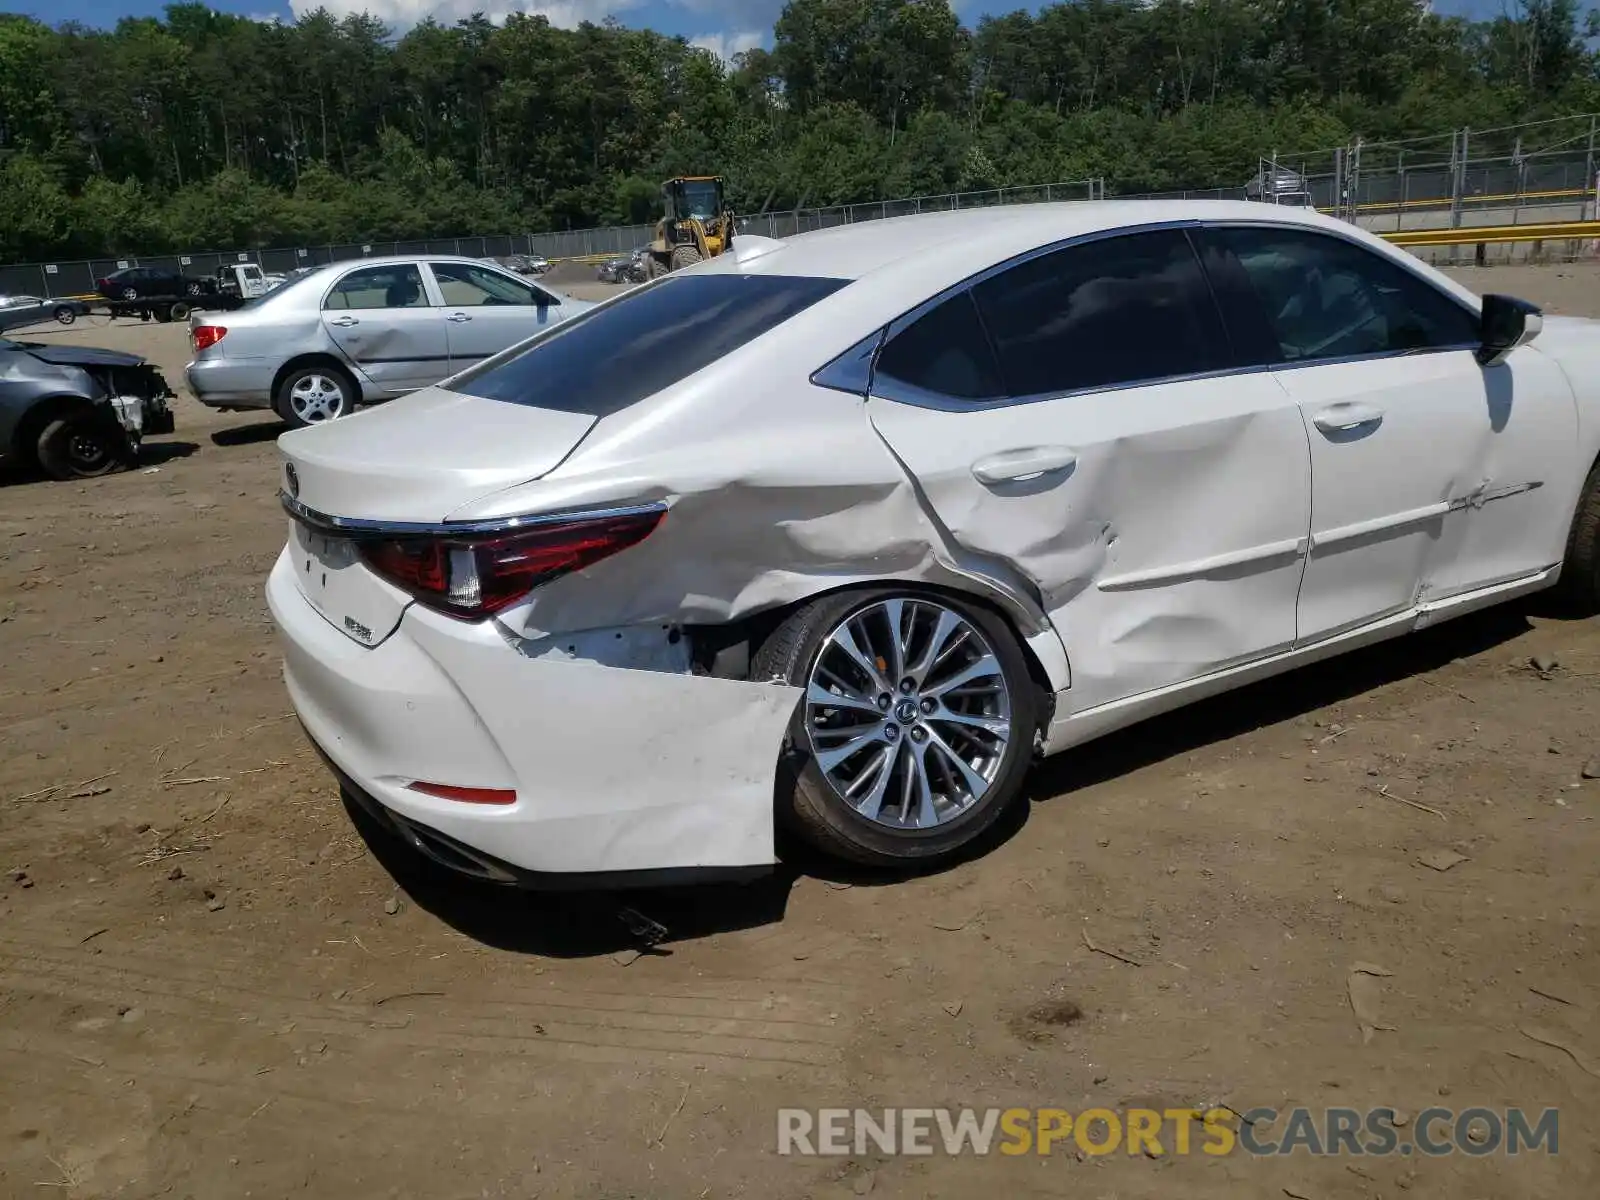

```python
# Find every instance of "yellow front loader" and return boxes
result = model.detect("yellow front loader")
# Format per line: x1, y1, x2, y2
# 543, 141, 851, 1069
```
646, 176, 735, 276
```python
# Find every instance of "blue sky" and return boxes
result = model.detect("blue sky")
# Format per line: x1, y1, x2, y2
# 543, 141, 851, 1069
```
9, 0, 1505, 60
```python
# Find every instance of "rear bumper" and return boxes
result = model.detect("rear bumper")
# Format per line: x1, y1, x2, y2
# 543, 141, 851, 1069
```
185, 358, 275, 409
265, 548, 801, 884
320, 738, 771, 891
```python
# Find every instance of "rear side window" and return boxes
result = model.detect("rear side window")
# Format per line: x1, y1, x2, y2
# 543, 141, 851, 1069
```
325, 265, 428, 311
874, 291, 1004, 401
972, 229, 1231, 397
451, 274, 848, 416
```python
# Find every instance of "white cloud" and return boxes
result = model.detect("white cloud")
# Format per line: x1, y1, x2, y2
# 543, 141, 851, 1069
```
287, 0, 643, 29
671, 0, 785, 17
285, 0, 785, 34
689, 29, 765, 64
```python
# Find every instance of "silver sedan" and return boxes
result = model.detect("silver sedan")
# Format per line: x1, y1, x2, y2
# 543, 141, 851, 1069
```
184, 255, 591, 428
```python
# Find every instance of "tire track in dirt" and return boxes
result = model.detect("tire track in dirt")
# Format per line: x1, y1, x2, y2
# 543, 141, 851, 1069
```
0, 935, 852, 1075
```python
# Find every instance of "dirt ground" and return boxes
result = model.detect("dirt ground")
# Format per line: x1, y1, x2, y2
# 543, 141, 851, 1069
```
2, 263, 1598, 1199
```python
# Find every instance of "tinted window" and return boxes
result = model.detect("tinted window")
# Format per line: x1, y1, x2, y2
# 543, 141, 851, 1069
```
325, 265, 428, 311
875, 291, 1004, 400
1213, 226, 1479, 362
430, 262, 548, 307
451, 273, 848, 416
973, 229, 1231, 396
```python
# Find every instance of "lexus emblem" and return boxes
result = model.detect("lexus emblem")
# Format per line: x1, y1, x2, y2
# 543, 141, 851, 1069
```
285, 463, 300, 498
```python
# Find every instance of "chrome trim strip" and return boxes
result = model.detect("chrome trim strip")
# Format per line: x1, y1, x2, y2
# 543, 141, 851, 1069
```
1311, 500, 1453, 550
278, 492, 668, 538
1096, 536, 1308, 592
1307, 480, 1544, 552
1456, 480, 1542, 509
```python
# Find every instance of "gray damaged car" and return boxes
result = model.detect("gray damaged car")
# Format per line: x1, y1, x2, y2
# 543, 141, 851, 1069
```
0, 337, 176, 480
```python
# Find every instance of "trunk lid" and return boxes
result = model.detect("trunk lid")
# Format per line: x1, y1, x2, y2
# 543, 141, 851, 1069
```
277, 384, 598, 523
277, 384, 601, 646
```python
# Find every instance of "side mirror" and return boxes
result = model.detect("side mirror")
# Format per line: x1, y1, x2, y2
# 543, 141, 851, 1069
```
1476, 294, 1542, 367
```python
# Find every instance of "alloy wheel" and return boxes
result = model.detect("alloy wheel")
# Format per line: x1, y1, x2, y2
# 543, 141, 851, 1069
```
288, 374, 348, 423
804, 597, 1013, 831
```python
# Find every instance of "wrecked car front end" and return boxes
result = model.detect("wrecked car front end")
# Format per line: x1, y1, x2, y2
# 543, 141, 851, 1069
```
1, 341, 177, 477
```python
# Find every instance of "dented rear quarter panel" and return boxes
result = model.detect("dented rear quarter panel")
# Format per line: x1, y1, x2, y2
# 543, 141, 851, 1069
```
441, 310, 1076, 692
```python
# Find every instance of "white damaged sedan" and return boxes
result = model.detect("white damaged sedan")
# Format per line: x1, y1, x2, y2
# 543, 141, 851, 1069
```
269, 200, 1600, 887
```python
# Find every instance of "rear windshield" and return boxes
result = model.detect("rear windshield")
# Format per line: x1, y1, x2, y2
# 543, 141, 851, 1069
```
449, 273, 849, 416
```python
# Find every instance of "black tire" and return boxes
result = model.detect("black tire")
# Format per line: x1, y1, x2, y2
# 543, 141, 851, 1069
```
275, 363, 357, 429
35, 414, 125, 481
53, 305, 76, 325
154, 306, 174, 324
121, 286, 139, 302
184, 280, 202, 297
169, 301, 190, 321
670, 244, 703, 271
752, 588, 1039, 868
1557, 459, 1600, 612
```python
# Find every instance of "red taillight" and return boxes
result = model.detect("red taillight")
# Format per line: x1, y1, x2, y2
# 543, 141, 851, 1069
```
192, 325, 226, 352
358, 508, 664, 619
407, 782, 516, 806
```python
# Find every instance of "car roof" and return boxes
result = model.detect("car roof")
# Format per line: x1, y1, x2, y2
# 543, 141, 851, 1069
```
702, 199, 1375, 283
320, 254, 512, 272
688, 198, 1481, 330
284, 254, 527, 286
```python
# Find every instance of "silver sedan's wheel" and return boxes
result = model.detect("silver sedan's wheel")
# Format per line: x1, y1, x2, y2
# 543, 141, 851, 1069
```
284, 371, 350, 426
807, 598, 1011, 830
754, 588, 1039, 868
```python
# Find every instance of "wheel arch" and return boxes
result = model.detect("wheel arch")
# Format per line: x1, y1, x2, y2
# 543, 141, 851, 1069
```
692, 578, 1061, 735
9, 393, 102, 467
270, 353, 363, 411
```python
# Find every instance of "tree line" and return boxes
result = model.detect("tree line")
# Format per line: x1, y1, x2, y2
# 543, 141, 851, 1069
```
0, 0, 1597, 262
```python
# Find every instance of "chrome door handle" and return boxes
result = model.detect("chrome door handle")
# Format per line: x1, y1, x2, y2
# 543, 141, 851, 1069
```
330, 315, 359, 327
446, 312, 472, 323
1313, 402, 1385, 433
971, 446, 1078, 485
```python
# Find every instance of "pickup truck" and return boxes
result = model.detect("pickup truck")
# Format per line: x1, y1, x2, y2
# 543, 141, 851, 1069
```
215, 262, 287, 301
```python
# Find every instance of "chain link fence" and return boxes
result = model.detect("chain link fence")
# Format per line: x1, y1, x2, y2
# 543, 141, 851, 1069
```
1124, 113, 1600, 230
6, 113, 1600, 298
0, 180, 1104, 300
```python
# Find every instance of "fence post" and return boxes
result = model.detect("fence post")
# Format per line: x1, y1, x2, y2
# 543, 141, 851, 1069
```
1450, 127, 1467, 231
1513, 136, 1524, 213
1586, 116, 1596, 221
1348, 138, 1361, 222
